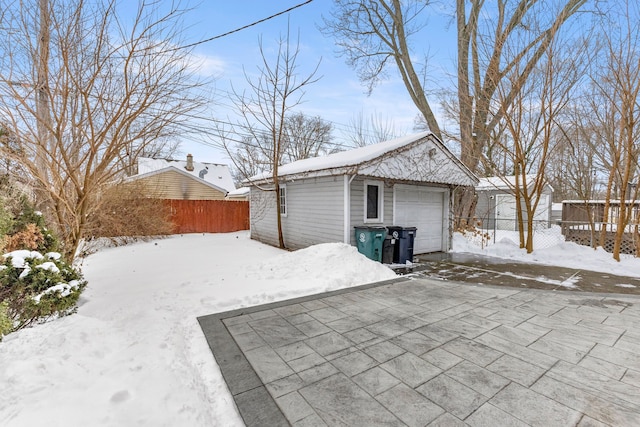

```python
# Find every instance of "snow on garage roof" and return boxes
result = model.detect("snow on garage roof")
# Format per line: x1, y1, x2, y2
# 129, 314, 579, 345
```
247, 131, 475, 183
476, 175, 540, 191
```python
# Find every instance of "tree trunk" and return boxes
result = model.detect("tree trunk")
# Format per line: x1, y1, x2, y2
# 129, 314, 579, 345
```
274, 184, 285, 249
273, 162, 285, 249
599, 148, 617, 250
35, 0, 52, 215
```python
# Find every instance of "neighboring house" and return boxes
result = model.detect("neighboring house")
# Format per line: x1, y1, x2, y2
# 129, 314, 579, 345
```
127, 154, 236, 200
225, 187, 250, 201
476, 175, 553, 231
245, 132, 477, 254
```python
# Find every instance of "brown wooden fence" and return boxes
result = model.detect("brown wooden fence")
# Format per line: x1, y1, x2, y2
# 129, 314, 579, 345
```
164, 200, 249, 233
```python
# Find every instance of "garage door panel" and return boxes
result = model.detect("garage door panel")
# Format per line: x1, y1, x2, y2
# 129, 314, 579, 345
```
395, 185, 445, 254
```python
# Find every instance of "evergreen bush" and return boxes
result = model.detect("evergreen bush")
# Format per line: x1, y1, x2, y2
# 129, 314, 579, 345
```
0, 179, 83, 337
0, 250, 86, 332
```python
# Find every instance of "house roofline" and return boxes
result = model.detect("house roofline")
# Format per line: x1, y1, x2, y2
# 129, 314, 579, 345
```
243, 133, 478, 187
126, 166, 229, 195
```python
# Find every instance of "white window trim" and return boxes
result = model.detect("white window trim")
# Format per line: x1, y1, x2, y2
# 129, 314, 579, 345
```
364, 180, 384, 223
279, 184, 287, 217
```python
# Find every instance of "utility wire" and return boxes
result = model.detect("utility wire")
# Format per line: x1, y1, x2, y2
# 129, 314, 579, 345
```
163, 0, 313, 53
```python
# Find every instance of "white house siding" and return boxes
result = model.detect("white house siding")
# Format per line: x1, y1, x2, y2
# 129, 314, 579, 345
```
349, 177, 394, 245
249, 176, 344, 250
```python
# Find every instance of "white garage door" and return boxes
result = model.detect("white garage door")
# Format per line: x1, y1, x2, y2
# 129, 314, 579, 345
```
394, 185, 446, 253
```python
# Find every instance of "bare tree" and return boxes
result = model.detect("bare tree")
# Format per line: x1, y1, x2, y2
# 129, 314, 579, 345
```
490, 38, 584, 252
547, 112, 601, 202
0, 0, 206, 260
584, 2, 640, 260
322, 1, 441, 138
348, 110, 400, 147
548, 114, 604, 247
323, 0, 587, 223
219, 28, 320, 249
119, 135, 181, 177
227, 135, 272, 186
225, 113, 334, 185
281, 112, 336, 163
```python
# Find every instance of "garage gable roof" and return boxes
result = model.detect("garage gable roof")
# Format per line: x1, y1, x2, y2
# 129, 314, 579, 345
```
246, 132, 477, 186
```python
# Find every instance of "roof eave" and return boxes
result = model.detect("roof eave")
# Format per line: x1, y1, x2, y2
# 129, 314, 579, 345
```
244, 134, 478, 187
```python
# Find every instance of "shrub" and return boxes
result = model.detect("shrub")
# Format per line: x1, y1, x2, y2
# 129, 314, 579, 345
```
0, 301, 11, 340
84, 182, 174, 241
0, 250, 86, 332
0, 197, 14, 237
9, 197, 58, 253
5, 223, 44, 252
456, 217, 491, 248
0, 176, 85, 337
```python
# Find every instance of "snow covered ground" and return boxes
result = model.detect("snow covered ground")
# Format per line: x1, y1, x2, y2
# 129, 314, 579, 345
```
1, 228, 639, 426
454, 225, 640, 278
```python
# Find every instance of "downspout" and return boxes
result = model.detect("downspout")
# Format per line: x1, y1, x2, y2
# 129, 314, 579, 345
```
344, 175, 357, 244
445, 188, 452, 251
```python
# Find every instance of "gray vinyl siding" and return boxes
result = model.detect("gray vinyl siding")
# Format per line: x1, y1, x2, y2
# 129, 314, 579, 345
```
249, 188, 279, 247
349, 177, 394, 246
281, 176, 344, 250
249, 176, 344, 250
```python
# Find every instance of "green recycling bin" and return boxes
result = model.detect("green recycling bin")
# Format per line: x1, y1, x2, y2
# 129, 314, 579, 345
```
354, 226, 387, 262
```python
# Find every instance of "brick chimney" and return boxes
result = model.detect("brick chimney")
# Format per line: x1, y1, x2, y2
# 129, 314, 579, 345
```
185, 154, 194, 171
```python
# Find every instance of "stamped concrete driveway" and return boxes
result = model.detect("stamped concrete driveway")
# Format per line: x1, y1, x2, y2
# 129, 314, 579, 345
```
199, 277, 640, 426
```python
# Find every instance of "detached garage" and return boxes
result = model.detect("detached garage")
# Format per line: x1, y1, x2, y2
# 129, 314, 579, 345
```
475, 176, 554, 231
246, 132, 477, 255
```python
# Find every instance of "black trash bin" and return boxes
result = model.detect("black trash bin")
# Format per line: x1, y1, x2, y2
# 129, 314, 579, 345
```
382, 235, 396, 264
387, 226, 417, 264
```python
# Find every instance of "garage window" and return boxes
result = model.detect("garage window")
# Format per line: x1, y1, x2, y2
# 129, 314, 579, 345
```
279, 185, 287, 217
364, 181, 383, 223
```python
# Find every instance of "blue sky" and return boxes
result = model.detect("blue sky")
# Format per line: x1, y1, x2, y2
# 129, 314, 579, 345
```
120, 1, 458, 164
